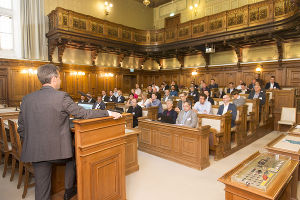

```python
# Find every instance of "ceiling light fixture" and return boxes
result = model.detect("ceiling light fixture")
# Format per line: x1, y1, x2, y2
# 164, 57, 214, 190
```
143, 0, 151, 6
104, 1, 113, 15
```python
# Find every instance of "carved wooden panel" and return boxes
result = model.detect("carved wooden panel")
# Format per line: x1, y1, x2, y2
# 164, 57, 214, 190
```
9, 69, 29, 101
158, 131, 172, 150
286, 68, 300, 86
261, 70, 276, 85
0, 75, 7, 104
224, 72, 237, 85
273, 90, 295, 112
242, 72, 256, 86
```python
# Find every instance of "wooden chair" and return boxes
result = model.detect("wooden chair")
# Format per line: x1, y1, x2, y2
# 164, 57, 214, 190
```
8, 120, 34, 198
8, 119, 23, 188
105, 102, 115, 110
277, 107, 297, 131
231, 105, 248, 147
0, 117, 12, 178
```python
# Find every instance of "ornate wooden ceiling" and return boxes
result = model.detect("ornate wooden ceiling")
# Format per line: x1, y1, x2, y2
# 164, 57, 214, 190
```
46, 0, 300, 67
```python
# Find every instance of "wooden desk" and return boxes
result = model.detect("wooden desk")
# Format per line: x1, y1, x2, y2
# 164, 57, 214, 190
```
0, 107, 19, 120
288, 125, 300, 136
138, 119, 210, 170
265, 133, 300, 184
218, 152, 299, 200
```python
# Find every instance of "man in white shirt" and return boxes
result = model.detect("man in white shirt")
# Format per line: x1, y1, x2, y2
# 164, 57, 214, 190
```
113, 88, 118, 97
193, 94, 211, 114
135, 84, 141, 96
152, 83, 159, 92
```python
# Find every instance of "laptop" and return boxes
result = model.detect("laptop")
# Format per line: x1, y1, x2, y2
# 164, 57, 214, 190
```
78, 103, 93, 110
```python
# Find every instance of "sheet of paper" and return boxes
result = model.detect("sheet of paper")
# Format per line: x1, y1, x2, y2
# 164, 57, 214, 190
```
273, 135, 300, 152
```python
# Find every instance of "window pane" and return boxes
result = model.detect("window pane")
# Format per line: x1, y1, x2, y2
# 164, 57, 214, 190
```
0, 15, 12, 33
0, 33, 13, 49
0, 0, 12, 9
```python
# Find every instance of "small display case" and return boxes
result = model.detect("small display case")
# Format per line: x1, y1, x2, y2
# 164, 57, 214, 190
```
231, 153, 290, 192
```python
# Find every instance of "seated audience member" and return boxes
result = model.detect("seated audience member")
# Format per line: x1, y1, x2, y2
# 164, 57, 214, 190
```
170, 85, 178, 97
135, 84, 142, 96
203, 90, 214, 105
176, 101, 198, 128
146, 93, 164, 117
209, 79, 218, 89
248, 85, 266, 107
191, 81, 199, 89
175, 92, 191, 112
161, 81, 169, 91
265, 76, 280, 90
193, 93, 211, 114
199, 80, 204, 90
101, 91, 110, 102
116, 90, 125, 103
147, 85, 153, 96
200, 82, 210, 93
127, 98, 142, 128
171, 81, 179, 92
79, 95, 86, 103
138, 92, 151, 107
217, 95, 237, 127
86, 93, 96, 104
162, 89, 173, 102
126, 93, 135, 106
227, 82, 236, 94
239, 83, 250, 94
108, 90, 117, 102
235, 80, 244, 90
161, 100, 178, 124
92, 96, 106, 110
255, 73, 264, 87
232, 90, 246, 107
189, 87, 199, 102
131, 89, 138, 99
152, 87, 161, 101
248, 79, 256, 90
152, 83, 159, 92
113, 88, 119, 97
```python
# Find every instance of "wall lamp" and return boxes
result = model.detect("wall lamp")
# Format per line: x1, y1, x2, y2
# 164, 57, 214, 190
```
21, 69, 37, 74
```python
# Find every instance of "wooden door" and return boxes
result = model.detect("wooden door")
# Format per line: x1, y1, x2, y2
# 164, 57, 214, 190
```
0, 75, 7, 104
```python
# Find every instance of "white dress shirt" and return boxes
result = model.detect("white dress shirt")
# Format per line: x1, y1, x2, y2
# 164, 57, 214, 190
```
222, 103, 229, 115
194, 101, 211, 114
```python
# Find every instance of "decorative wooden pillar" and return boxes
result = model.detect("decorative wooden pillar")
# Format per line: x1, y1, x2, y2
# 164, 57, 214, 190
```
201, 51, 210, 70
57, 40, 66, 64
48, 39, 57, 62
276, 39, 283, 68
234, 46, 242, 69
91, 48, 100, 66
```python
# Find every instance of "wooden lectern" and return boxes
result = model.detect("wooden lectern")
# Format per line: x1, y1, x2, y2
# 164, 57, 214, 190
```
73, 116, 126, 200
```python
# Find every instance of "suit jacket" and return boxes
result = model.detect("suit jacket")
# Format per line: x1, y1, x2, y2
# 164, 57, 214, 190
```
248, 83, 255, 90
217, 103, 237, 127
155, 92, 161, 101
190, 91, 199, 102
92, 101, 106, 110
87, 98, 96, 104
227, 88, 236, 94
248, 90, 266, 106
233, 97, 246, 107
265, 82, 280, 90
127, 105, 142, 128
161, 109, 178, 124
102, 95, 110, 102
207, 97, 214, 105
176, 110, 198, 128
177, 100, 192, 111
18, 86, 109, 162
208, 83, 218, 89
78, 99, 87, 103
108, 95, 117, 102
116, 95, 125, 103
162, 95, 173, 102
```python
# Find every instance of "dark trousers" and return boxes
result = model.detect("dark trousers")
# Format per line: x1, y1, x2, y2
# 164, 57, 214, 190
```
32, 158, 75, 200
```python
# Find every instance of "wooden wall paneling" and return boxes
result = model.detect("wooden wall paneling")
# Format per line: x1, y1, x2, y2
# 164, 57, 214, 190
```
261, 69, 276, 86
77, 74, 89, 95
64, 72, 77, 97
224, 72, 237, 85
242, 71, 256, 86
97, 76, 106, 96
89, 73, 97, 95
8, 69, 29, 105
210, 72, 225, 87
0, 75, 8, 104
286, 67, 300, 87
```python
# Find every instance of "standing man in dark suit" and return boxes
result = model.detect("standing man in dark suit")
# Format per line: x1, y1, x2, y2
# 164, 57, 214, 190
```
265, 76, 280, 90
17, 64, 122, 200
217, 95, 237, 127
92, 96, 106, 110
126, 98, 142, 127
108, 90, 117, 102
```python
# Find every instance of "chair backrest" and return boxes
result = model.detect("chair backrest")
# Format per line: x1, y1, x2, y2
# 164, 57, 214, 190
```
0, 117, 9, 152
280, 107, 297, 123
211, 105, 219, 115
142, 109, 148, 117
201, 118, 221, 132
236, 110, 240, 121
266, 91, 273, 100
245, 102, 253, 115
8, 120, 22, 158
